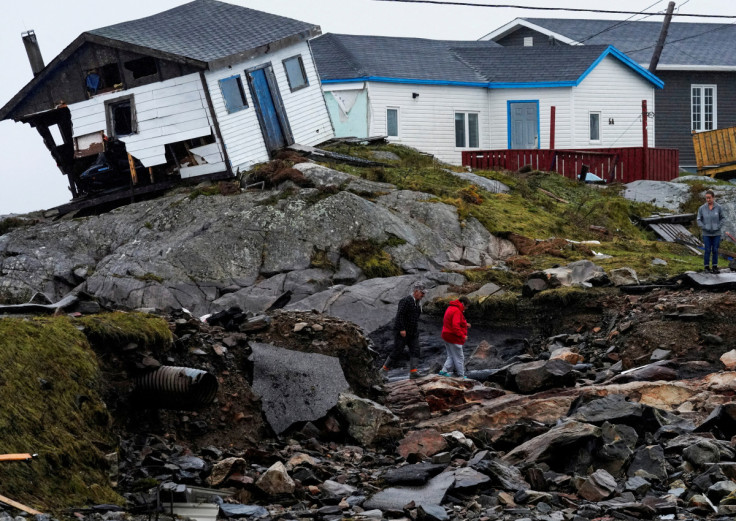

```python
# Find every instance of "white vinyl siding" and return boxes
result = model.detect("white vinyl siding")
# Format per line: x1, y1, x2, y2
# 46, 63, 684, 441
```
573, 55, 655, 147
366, 82, 489, 164
691, 84, 716, 132
205, 40, 333, 172
68, 73, 222, 168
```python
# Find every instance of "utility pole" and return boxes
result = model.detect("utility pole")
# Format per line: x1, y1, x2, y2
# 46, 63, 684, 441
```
649, 1, 675, 73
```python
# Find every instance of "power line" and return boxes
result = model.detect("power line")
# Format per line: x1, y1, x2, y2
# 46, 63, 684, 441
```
574, 0, 666, 44
372, 0, 736, 19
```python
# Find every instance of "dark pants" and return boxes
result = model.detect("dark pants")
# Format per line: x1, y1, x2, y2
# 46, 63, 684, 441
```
383, 330, 420, 371
703, 235, 721, 267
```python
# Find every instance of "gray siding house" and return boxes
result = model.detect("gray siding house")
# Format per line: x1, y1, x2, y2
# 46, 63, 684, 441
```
481, 18, 736, 171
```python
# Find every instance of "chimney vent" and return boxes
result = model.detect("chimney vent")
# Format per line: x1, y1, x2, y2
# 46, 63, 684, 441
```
22, 30, 45, 76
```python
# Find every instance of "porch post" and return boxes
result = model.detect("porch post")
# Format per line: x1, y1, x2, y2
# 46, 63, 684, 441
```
550, 106, 556, 150
642, 100, 649, 179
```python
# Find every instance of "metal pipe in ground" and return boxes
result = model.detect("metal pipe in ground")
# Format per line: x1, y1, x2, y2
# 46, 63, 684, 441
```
133, 366, 218, 410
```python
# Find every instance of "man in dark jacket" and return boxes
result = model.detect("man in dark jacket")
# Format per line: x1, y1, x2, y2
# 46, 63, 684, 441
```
381, 282, 426, 379
697, 190, 726, 273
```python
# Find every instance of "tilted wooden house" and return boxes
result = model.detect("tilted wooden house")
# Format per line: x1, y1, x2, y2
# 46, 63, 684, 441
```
0, 0, 333, 200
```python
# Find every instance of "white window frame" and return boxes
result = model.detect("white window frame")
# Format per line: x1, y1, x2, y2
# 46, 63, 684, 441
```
454, 111, 480, 149
691, 84, 717, 132
589, 111, 601, 143
386, 107, 400, 139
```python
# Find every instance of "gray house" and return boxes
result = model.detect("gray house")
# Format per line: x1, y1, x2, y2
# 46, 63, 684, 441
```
0, 0, 333, 200
481, 18, 736, 171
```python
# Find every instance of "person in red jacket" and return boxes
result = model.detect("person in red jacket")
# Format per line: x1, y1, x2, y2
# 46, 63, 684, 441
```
439, 296, 470, 378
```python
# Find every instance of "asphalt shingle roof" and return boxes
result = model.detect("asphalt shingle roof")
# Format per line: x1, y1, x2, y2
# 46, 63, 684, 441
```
519, 18, 736, 67
311, 34, 635, 86
310, 34, 494, 83
89, 0, 318, 64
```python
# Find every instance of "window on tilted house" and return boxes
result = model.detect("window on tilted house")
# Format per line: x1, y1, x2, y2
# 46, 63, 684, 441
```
589, 112, 601, 142
124, 57, 158, 79
692, 85, 717, 131
85, 63, 122, 95
455, 112, 479, 148
524, 36, 534, 47
283, 55, 309, 92
219, 75, 248, 114
387, 108, 399, 137
106, 96, 137, 137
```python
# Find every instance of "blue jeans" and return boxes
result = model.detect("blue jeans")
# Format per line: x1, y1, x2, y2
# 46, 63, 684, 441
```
703, 235, 721, 267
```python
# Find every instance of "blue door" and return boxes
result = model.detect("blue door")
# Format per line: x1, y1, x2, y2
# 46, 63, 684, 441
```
509, 101, 539, 149
248, 68, 288, 152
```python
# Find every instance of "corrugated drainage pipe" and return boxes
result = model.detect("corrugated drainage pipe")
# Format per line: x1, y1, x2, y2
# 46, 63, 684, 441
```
133, 366, 218, 410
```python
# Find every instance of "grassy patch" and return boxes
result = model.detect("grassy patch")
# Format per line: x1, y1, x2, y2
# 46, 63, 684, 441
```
0, 317, 122, 510
0, 217, 36, 236
310, 250, 336, 271
319, 142, 701, 279
76, 312, 173, 352
341, 239, 403, 278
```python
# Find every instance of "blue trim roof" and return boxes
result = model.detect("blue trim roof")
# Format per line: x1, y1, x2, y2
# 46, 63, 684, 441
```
311, 34, 663, 90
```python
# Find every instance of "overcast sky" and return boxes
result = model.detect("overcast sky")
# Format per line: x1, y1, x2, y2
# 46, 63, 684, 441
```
0, 0, 733, 215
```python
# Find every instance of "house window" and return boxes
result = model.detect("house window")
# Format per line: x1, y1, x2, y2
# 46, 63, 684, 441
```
106, 96, 137, 137
692, 85, 716, 131
387, 108, 399, 137
85, 63, 122, 95
283, 55, 309, 92
524, 37, 534, 47
589, 112, 601, 141
219, 75, 248, 113
455, 112, 479, 148
124, 57, 157, 79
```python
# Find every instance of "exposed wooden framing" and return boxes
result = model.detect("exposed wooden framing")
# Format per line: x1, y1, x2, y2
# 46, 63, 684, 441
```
199, 71, 232, 175
127, 153, 138, 185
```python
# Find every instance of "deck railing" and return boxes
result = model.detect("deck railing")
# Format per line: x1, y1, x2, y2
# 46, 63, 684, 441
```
462, 147, 679, 183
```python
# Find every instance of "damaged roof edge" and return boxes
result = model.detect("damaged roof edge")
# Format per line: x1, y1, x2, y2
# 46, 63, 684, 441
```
1, 26, 321, 123
204, 27, 321, 71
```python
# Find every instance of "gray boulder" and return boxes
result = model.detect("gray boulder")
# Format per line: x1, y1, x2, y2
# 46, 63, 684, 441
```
609, 267, 639, 286
249, 342, 349, 434
337, 393, 402, 446
507, 359, 576, 394
577, 469, 617, 502
444, 169, 510, 194
627, 445, 667, 482
623, 180, 690, 211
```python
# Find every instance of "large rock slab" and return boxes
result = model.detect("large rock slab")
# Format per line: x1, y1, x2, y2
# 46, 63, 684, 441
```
286, 273, 464, 333
364, 471, 455, 510
249, 342, 349, 434
0, 167, 515, 316
443, 169, 510, 194
337, 393, 402, 446
623, 180, 690, 211
507, 359, 576, 394
503, 421, 601, 468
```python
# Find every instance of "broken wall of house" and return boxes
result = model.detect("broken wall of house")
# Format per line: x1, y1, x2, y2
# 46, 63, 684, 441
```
323, 85, 370, 138
9, 41, 201, 121
69, 72, 224, 172
203, 39, 334, 173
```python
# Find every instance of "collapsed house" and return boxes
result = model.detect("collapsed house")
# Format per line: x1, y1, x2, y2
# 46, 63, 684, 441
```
0, 0, 334, 202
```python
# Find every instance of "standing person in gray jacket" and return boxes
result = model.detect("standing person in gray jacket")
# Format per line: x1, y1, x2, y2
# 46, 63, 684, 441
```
697, 190, 726, 273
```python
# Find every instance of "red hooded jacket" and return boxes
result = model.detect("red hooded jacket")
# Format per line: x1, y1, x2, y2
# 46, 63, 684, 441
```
441, 300, 468, 345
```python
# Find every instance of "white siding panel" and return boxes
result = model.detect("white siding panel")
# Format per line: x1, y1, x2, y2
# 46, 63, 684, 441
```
68, 73, 225, 168
204, 39, 334, 172
365, 82, 489, 165
573, 56, 655, 148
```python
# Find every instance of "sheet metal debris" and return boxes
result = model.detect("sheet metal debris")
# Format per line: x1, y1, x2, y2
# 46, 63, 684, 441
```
637, 214, 702, 255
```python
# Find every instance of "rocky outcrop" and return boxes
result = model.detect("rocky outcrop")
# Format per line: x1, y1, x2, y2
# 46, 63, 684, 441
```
0, 164, 515, 317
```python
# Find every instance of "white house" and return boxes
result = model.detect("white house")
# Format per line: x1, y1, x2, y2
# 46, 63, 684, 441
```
0, 0, 334, 198
310, 34, 663, 165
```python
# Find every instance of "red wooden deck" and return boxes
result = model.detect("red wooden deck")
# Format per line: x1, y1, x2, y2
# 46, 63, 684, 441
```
462, 147, 679, 183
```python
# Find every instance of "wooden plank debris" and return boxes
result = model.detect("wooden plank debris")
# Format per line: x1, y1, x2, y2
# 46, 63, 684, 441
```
0, 493, 42, 515
288, 144, 387, 167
